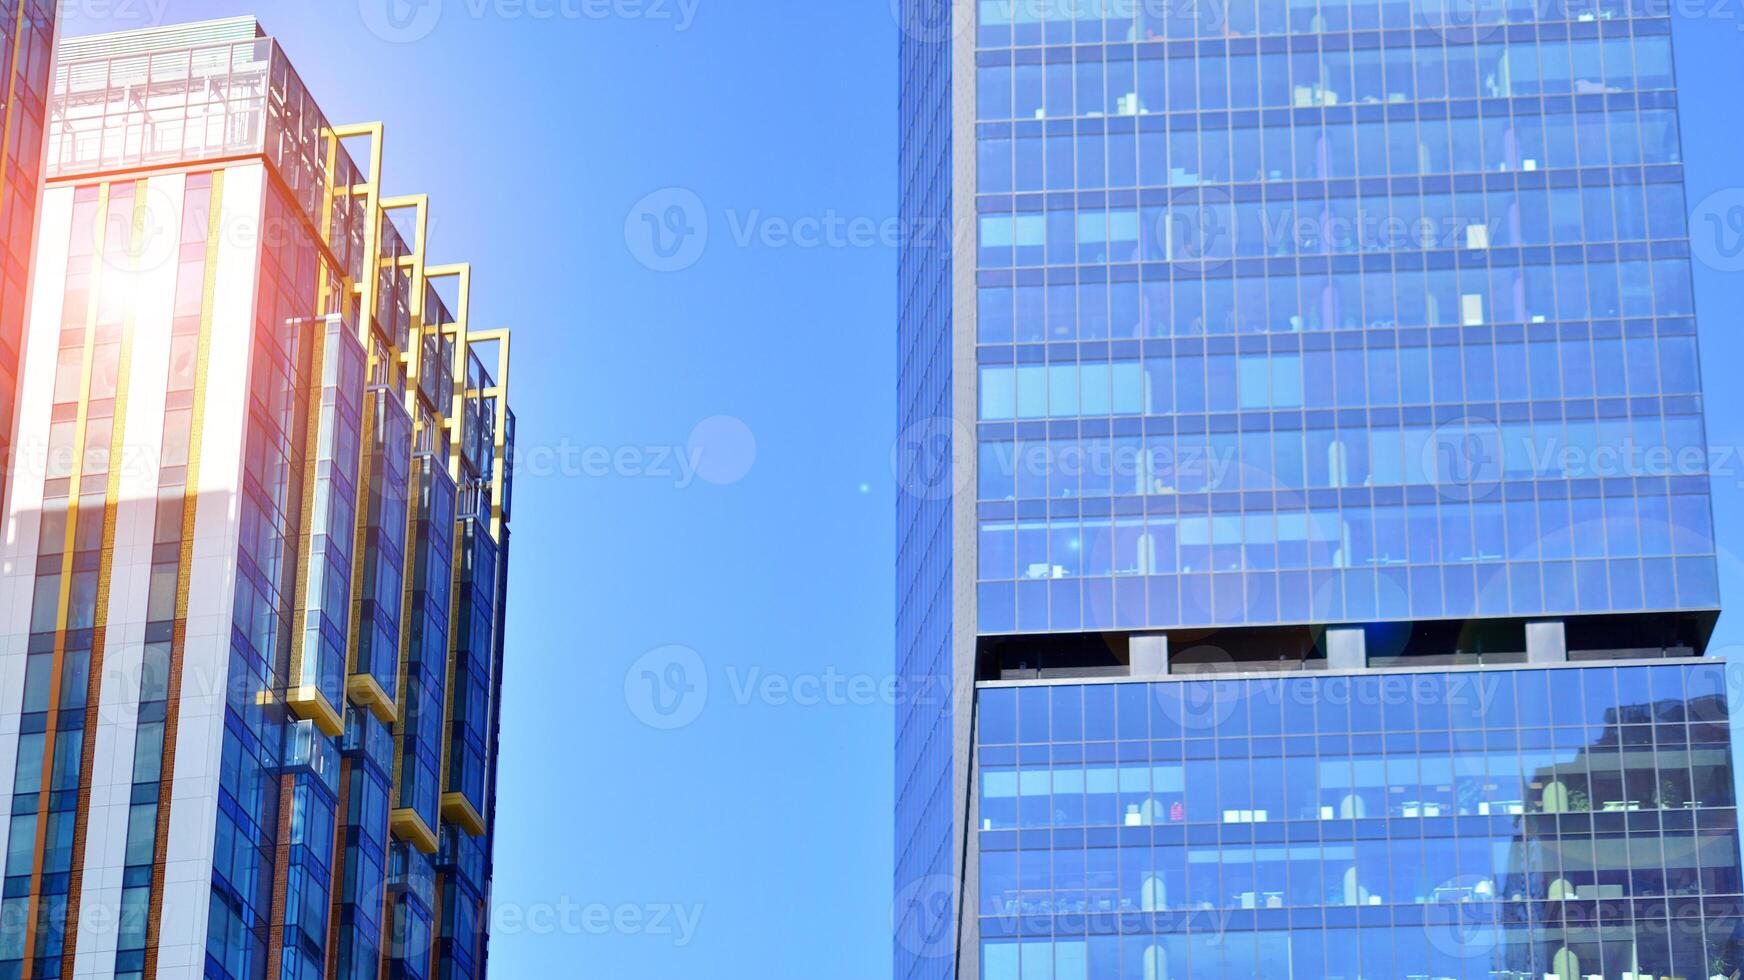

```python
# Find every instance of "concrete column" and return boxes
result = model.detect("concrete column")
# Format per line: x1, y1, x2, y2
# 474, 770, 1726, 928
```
1527, 620, 1568, 663
1327, 628, 1367, 670
1131, 634, 1170, 678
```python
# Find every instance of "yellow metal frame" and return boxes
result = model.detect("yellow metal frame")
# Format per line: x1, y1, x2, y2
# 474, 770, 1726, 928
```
144, 168, 229, 979
284, 311, 346, 738
461, 327, 513, 540
20, 182, 116, 976
318, 124, 513, 858
389, 807, 439, 855
441, 792, 487, 838
12, 106, 514, 972
47, 185, 148, 980
433, 270, 513, 840
347, 672, 397, 724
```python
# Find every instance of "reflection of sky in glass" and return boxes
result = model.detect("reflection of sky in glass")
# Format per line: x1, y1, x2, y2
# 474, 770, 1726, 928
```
975, 662, 1740, 979
971, 2, 1721, 635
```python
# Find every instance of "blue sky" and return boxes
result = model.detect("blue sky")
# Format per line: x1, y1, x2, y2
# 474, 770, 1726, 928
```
55, 1, 1744, 977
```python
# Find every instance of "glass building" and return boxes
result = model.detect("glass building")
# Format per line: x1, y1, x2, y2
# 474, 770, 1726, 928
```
0, 18, 516, 980
0, 0, 56, 520
975, 662, 1738, 979
895, 0, 1733, 977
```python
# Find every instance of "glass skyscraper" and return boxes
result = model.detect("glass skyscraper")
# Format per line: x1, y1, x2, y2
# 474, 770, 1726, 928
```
0, 0, 55, 520
0, 18, 516, 980
896, 0, 1735, 976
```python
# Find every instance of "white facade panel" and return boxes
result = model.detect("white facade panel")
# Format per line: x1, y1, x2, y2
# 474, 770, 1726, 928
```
72, 173, 187, 974
0, 184, 74, 897
156, 162, 262, 977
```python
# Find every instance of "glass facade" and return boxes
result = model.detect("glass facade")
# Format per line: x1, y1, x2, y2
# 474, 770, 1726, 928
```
396, 454, 457, 845
897, 3, 961, 980
206, 174, 341, 978
0, 19, 516, 980
898, 1, 1732, 979
116, 170, 219, 979
0, 0, 54, 527
353, 386, 413, 707
49, 30, 345, 231
975, 662, 1740, 978
4, 179, 143, 978
968, 0, 1720, 633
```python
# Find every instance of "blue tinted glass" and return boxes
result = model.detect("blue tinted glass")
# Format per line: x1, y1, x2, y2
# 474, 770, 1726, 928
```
969, 7, 1720, 633
1514, 671, 1551, 728
1480, 671, 1516, 728
1052, 686, 1083, 742
954, 0, 1733, 968
1580, 667, 1619, 727
1117, 684, 1150, 741
1317, 677, 1351, 734
1248, 680, 1283, 737
977, 668, 1739, 976
1083, 685, 1115, 741
981, 688, 1017, 745
1018, 686, 1050, 743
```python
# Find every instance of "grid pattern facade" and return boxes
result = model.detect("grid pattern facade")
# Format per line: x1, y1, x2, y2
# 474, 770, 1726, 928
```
0, 0, 54, 525
975, 662, 1741, 978
897, 2, 962, 978
968, 0, 1721, 633
899, 1, 969, 976
896, 1, 1735, 979
0, 19, 516, 980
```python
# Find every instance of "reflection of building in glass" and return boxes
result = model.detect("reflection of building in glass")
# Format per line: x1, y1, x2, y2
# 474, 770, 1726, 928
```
964, 10, 1716, 636
0, 19, 516, 979
973, 664, 1736, 978
1488, 690, 1739, 978
0, 0, 56, 518
895, 0, 1734, 974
